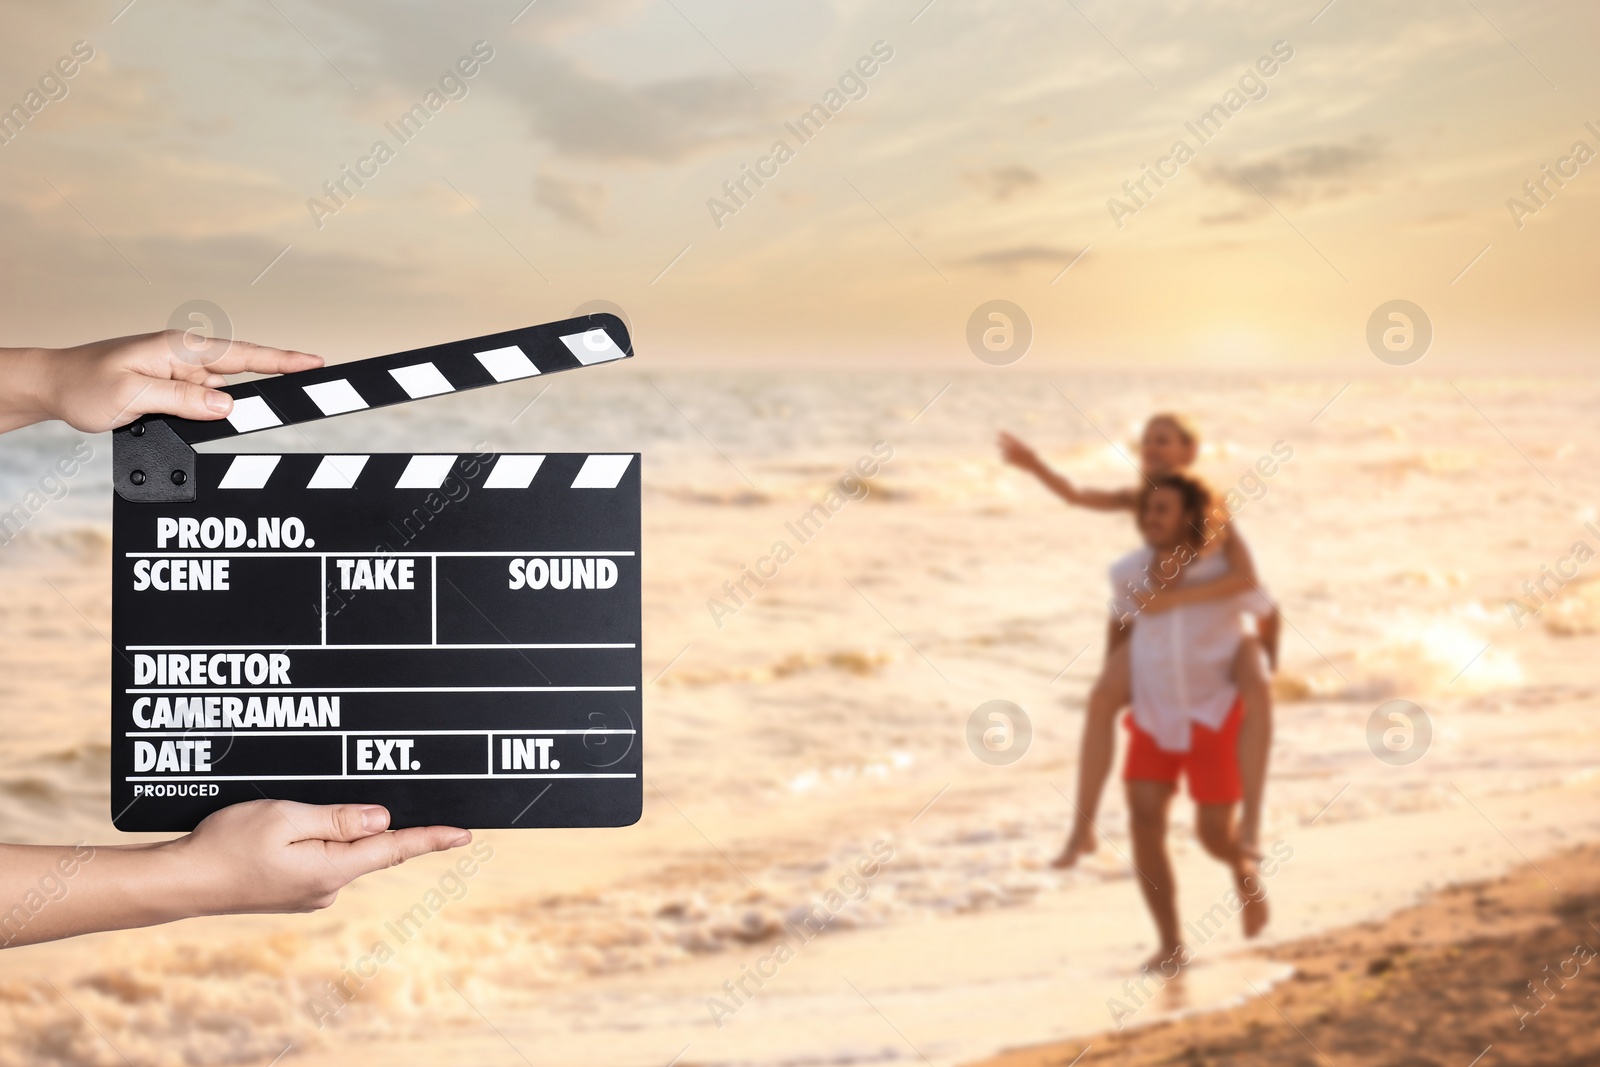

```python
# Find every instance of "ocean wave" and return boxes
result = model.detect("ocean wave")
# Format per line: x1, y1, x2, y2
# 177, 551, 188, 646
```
1539, 575, 1600, 635
662, 649, 895, 687
0, 818, 1116, 1065
657, 476, 914, 507
0, 767, 112, 840
659, 486, 772, 507
1356, 449, 1482, 480
1286, 615, 1521, 701
0, 523, 110, 561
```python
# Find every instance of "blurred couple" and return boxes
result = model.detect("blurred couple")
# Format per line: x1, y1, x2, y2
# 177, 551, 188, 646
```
999, 414, 1279, 971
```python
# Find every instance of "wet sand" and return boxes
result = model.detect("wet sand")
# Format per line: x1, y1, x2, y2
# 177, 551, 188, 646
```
967, 843, 1600, 1067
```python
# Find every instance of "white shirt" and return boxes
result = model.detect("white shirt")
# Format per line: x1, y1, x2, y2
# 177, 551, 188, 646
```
1108, 546, 1273, 753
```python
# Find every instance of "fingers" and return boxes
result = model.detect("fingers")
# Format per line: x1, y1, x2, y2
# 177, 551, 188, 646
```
164, 360, 238, 391
196, 338, 324, 377
163, 359, 228, 389
329, 825, 472, 877
250, 800, 390, 846
287, 802, 394, 844
118, 375, 234, 423
129, 337, 320, 425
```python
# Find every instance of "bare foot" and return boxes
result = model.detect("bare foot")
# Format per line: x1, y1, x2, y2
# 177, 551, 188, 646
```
1237, 860, 1269, 938
1051, 823, 1097, 869
1144, 943, 1190, 978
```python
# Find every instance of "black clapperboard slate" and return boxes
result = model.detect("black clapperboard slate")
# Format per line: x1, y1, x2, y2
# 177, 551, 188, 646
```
110, 315, 640, 831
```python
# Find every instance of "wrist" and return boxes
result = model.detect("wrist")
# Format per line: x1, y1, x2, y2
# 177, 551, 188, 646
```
0, 346, 63, 429
111, 837, 215, 924
152, 834, 229, 920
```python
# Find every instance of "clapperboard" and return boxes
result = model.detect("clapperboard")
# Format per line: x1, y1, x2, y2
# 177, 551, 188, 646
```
110, 314, 640, 831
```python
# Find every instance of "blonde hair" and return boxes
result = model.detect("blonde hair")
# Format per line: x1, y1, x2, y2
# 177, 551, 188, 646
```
1145, 412, 1200, 450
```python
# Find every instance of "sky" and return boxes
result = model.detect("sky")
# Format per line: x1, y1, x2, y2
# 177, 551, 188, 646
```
0, 0, 1597, 366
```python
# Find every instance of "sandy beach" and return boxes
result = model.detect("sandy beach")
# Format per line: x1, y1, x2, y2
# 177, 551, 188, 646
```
968, 842, 1600, 1067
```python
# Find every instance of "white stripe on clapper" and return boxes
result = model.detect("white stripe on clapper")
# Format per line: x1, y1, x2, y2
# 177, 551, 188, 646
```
226, 395, 282, 433
559, 329, 625, 366
218, 455, 281, 489
483, 454, 545, 488
389, 362, 456, 398
302, 379, 370, 416
571, 454, 633, 489
395, 455, 458, 489
307, 455, 369, 489
475, 345, 541, 382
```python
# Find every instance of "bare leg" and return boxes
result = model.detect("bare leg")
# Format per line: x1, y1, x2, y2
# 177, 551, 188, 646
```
1053, 641, 1132, 868
1195, 802, 1269, 938
1126, 779, 1183, 961
1233, 637, 1272, 859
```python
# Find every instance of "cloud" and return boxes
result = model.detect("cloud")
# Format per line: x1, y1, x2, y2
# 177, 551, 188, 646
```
319, 2, 789, 164
12, 149, 302, 241
0, 195, 422, 345
535, 170, 607, 231
504, 0, 655, 40
502, 62, 779, 162
961, 165, 1042, 201
1200, 138, 1385, 204
956, 244, 1080, 272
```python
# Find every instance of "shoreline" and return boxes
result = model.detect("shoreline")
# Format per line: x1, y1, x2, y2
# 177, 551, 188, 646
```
205, 774, 1600, 1067
965, 842, 1600, 1067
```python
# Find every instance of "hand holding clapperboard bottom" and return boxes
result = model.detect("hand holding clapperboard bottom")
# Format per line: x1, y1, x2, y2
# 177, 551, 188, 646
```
0, 318, 638, 947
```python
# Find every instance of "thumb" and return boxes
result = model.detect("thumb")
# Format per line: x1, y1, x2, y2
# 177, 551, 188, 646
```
120, 375, 234, 424
330, 825, 473, 878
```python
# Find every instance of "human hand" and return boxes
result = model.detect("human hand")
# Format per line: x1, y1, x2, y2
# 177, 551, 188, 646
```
162, 800, 470, 915
13, 331, 323, 433
997, 431, 1042, 472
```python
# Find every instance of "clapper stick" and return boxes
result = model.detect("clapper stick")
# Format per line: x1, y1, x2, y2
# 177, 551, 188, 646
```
114, 312, 632, 502
109, 314, 642, 832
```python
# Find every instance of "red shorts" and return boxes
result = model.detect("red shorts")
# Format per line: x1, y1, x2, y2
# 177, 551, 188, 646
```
1123, 699, 1243, 805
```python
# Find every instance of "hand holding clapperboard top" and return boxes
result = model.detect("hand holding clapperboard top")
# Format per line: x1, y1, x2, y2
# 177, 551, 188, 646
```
111, 314, 641, 832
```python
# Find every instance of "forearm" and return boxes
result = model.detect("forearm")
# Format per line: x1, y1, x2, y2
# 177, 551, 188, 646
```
0, 841, 199, 949
0, 347, 63, 434
999, 433, 1132, 512
1258, 613, 1281, 669
1220, 526, 1261, 586
1028, 463, 1083, 505
1152, 526, 1263, 609
1025, 463, 1131, 511
1157, 569, 1255, 608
